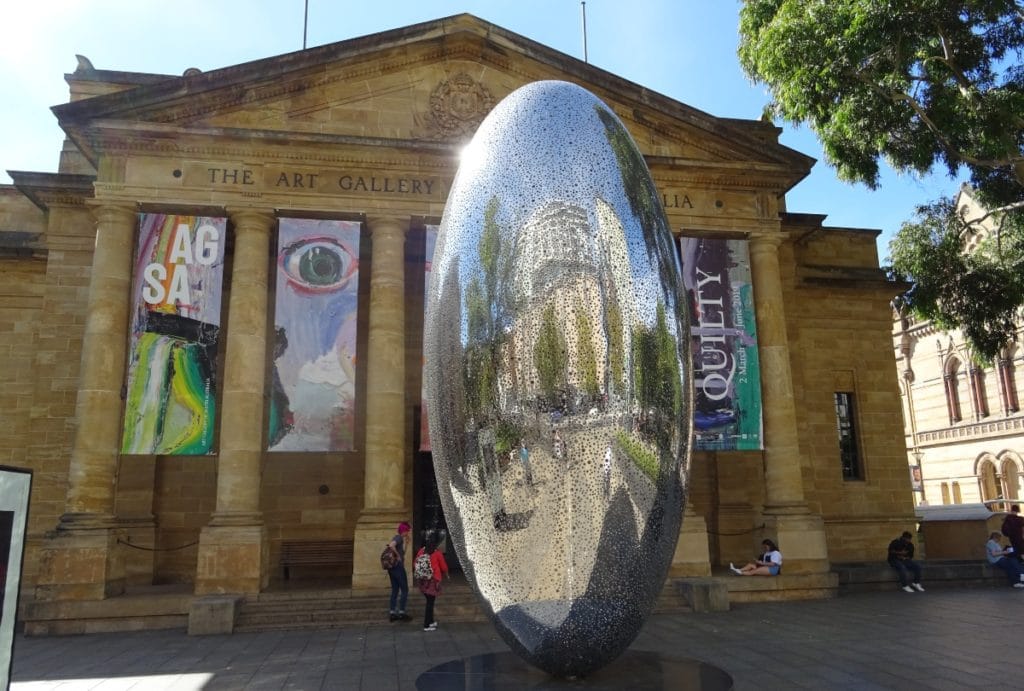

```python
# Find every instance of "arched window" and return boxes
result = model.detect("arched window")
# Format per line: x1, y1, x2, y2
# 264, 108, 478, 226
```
978, 458, 1001, 506
968, 365, 989, 418
944, 357, 963, 424
940, 482, 951, 505
998, 347, 1020, 414
1000, 456, 1022, 503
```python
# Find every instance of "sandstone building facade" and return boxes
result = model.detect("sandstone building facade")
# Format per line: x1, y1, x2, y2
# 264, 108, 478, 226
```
0, 15, 912, 629
894, 186, 1024, 511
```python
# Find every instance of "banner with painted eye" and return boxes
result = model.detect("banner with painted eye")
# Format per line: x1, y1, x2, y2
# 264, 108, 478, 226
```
121, 214, 226, 455
678, 236, 763, 451
419, 225, 438, 452
269, 218, 361, 452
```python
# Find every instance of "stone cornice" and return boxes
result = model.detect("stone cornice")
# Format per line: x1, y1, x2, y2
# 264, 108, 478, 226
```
6, 171, 95, 211
918, 415, 1024, 446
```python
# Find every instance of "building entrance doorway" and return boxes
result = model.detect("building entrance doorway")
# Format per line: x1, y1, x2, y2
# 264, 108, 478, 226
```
413, 408, 460, 572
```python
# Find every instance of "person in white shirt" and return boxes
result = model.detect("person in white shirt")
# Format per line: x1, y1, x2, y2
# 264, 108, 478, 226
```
985, 531, 1024, 588
731, 539, 782, 576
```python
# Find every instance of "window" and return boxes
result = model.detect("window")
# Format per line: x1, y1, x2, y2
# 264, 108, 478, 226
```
969, 366, 989, 418
944, 358, 963, 424
1000, 458, 1020, 504
940, 482, 951, 505
998, 355, 1019, 413
834, 392, 863, 480
979, 460, 1000, 505
952, 481, 963, 504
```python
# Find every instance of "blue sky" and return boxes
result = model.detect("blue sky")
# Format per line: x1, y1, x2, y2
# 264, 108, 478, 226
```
0, 0, 967, 261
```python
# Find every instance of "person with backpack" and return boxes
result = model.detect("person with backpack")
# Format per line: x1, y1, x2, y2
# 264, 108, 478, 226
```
384, 522, 411, 622
1001, 505, 1024, 562
414, 533, 449, 631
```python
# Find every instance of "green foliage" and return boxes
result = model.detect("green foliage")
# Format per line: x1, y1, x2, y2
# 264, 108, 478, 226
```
614, 430, 659, 482
738, 0, 1024, 202
606, 298, 626, 394
740, 1, 1024, 358
889, 196, 1024, 362
534, 304, 568, 402
574, 311, 601, 398
595, 103, 680, 299
494, 419, 522, 455
631, 302, 684, 423
462, 196, 519, 423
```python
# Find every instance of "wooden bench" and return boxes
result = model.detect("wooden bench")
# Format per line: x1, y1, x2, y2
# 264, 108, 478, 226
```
279, 539, 353, 580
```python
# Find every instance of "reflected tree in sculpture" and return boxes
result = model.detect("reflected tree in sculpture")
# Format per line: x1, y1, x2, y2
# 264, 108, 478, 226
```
423, 81, 692, 678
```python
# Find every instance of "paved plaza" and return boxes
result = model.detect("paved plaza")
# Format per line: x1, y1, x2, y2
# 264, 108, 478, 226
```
10, 587, 1023, 690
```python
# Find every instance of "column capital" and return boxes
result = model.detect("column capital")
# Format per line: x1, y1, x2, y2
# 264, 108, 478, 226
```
86, 201, 137, 226
226, 207, 275, 230
365, 214, 410, 239
747, 231, 785, 251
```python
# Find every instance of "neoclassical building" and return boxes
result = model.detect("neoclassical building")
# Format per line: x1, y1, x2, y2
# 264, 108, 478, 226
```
894, 185, 1024, 510
1, 15, 912, 630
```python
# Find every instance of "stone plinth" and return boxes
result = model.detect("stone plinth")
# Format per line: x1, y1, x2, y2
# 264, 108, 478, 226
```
34, 528, 126, 601
670, 506, 712, 577
188, 595, 243, 635
194, 524, 268, 595
352, 513, 406, 591
763, 511, 831, 575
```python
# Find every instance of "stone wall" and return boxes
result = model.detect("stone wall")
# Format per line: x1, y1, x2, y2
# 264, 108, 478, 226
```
787, 225, 917, 561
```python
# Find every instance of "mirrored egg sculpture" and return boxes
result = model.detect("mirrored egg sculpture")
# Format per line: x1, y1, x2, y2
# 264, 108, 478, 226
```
423, 80, 693, 678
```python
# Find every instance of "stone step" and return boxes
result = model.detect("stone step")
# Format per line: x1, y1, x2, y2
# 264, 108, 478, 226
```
235, 580, 693, 633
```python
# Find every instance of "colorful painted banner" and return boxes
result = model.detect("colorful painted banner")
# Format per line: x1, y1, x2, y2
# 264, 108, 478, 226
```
420, 225, 438, 452
121, 214, 226, 455
679, 237, 763, 451
269, 218, 361, 451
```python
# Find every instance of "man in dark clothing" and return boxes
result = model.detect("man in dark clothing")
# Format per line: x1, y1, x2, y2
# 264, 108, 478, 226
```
888, 531, 924, 593
1000, 505, 1024, 562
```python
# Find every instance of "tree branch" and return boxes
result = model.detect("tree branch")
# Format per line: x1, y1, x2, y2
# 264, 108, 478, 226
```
851, 71, 1024, 172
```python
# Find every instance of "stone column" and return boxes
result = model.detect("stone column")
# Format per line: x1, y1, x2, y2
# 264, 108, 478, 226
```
195, 208, 274, 595
748, 232, 830, 575
35, 202, 135, 601
353, 214, 410, 590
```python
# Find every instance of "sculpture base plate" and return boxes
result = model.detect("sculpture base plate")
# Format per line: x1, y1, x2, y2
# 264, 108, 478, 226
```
415, 651, 733, 690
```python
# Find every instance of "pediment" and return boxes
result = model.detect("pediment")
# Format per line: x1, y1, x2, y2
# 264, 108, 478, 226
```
54, 14, 812, 180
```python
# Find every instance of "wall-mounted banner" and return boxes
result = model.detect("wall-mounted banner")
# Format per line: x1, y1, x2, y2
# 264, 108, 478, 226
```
420, 225, 438, 452
0, 465, 31, 689
269, 218, 361, 451
679, 237, 763, 451
122, 214, 226, 455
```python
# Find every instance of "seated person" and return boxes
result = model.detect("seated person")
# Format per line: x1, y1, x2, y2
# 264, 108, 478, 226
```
888, 530, 924, 593
730, 539, 782, 576
985, 531, 1024, 588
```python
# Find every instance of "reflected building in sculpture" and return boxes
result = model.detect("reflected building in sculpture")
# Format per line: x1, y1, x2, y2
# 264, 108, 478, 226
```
0, 14, 912, 635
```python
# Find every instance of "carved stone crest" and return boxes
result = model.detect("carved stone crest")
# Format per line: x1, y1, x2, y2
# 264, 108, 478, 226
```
428, 73, 495, 140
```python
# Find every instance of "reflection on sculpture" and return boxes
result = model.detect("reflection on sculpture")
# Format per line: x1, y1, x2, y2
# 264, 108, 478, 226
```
423, 81, 692, 678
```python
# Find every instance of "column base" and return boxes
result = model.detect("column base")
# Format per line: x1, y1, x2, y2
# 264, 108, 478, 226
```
352, 511, 409, 591
34, 525, 126, 601
195, 524, 268, 595
762, 507, 830, 575
669, 505, 711, 577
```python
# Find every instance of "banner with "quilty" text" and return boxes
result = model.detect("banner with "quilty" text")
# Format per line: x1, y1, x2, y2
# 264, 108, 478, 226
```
679, 237, 763, 451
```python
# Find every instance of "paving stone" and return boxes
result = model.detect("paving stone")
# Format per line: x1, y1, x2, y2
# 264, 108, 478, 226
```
9, 590, 1024, 689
